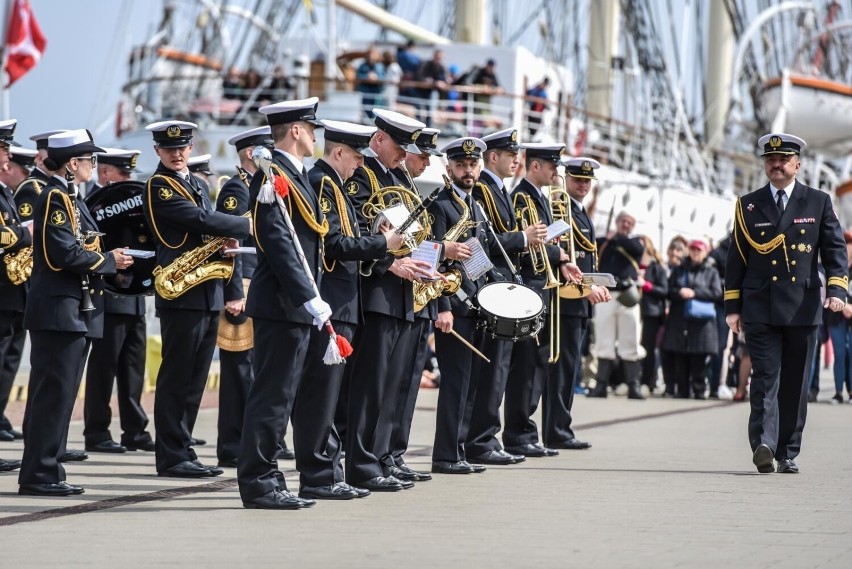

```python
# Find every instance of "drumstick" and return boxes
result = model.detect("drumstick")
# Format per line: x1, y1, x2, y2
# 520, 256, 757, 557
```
449, 329, 491, 363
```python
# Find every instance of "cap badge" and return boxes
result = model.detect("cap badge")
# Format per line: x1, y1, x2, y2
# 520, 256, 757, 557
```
769, 136, 782, 149
166, 126, 182, 138
129, 155, 138, 169
223, 196, 238, 211
50, 210, 66, 226
462, 139, 476, 154
410, 129, 421, 142
510, 130, 518, 142
581, 161, 591, 172
431, 134, 438, 146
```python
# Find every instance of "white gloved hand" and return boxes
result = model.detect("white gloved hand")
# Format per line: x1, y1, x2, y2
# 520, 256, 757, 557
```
303, 296, 333, 330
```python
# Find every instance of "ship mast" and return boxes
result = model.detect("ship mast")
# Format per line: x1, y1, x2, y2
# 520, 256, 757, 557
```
585, 0, 620, 119
703, 0, 734, 149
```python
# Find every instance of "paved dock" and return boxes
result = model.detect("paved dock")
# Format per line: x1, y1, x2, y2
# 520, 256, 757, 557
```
1, 385, 850, 568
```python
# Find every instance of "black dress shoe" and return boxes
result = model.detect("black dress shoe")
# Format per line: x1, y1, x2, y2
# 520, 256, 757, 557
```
752, 444, 775, 474
387, 475, 414, 489
58, 450, 89, 463
431, 460, 475, 474
504, 443, 558, 458
217, 458, 238, 468
468, 449, 519, 465
189, 437, 207, 446
192, 460, 223, 476
85, 440, 128, 453
463, 461, 486, 473
123, 439, 155, 452
243, 488, 314, 510
19, 481, 84, 496
275, 443, 295, 460
388, 465, 418, 481
0, 430, 15, 442
776, 458, 799, 474
339, 482, 370, 498
9, 428, 23, 440
396, 463, 432, 481
0, 458, 21, 472
548, 438, 592, 450
299, 483, 359, 500
158, 460, 216, 478
351, 476, 403, 492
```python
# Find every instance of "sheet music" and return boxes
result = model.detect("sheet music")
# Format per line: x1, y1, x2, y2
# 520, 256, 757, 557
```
461, 237, 494, 281
223, 247, 258, 255
545, 219, 571, 242
580, 273, 617, 287
123, 249, 156, 259
411, 240, 442, 280
379, 204, 422, 235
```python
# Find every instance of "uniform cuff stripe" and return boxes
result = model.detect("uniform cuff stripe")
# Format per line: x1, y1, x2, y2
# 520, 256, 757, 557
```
724, 290, 741, 300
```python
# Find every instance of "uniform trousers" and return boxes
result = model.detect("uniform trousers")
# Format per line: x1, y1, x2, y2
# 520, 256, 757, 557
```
744, 322, 816, 460
0, 310, 26, 432
502, 321, 550, 447
387, 317, 431, 467
238, 319, 312, 501
593, 300, 645, 361
84, 313, 150, 446
154, 308, 218, 472
217, 347, 253, 462
433, 316, 482, 463
18, 331, 89, 485
543, 315, 588, 446
465, 336, 513, 456
292, 320, 355, 488
345, 313, 415, 484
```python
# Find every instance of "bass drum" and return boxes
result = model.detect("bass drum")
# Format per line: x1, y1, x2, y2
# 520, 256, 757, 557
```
475, 282, 545, 341
84, 180, 156, 296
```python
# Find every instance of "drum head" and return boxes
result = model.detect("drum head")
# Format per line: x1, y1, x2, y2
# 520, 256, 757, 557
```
85, 181, 155, 296
477, 282, 544, 317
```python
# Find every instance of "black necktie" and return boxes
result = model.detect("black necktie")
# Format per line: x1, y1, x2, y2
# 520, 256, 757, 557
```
776, 189, 785, 214
466, 194, 479, 237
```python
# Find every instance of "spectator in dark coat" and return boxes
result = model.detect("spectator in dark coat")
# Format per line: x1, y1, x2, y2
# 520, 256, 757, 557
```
662, 239, 722, 399
707, 235, 732, 397
638, 236, 668, 392
660, 235, 689, 395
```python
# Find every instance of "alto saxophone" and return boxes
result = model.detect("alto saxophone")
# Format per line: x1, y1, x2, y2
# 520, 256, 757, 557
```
412, 190, 477, 312
3, 245, 32, 285
153, 212, 250, 299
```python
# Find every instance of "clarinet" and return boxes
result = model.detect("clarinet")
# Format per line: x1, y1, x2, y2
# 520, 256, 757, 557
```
66, 169, 96, 312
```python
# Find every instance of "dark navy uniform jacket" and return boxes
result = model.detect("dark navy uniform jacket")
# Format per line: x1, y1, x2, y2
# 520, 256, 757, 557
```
216, 168, 257, 302
143, 163, 251, 312
0, 181, 31, 313
24, 176, 116, 338
346, 157, 415, 322
245, 150, 321, 326
12, 167, 50, 224
725, 181, 847, 326
311, 159, 388, 326
473, 169, 527, 279
560, 198, 598, 319
428, 184, 501, 318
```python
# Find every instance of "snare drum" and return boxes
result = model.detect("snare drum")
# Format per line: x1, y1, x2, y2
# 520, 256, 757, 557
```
475, 282, 545, 341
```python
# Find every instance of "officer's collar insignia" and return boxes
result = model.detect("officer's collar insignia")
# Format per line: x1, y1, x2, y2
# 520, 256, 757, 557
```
747, 203, 754, 211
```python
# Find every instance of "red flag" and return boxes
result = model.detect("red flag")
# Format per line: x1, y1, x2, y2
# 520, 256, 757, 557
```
4, 0, 47, 87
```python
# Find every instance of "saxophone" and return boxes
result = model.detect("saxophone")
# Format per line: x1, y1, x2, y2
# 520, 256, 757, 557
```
412, 190, 477, 312
3, 246, 32, 285
152, 212, 250, 299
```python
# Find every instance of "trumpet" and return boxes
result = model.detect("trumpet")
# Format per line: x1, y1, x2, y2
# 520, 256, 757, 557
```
514, 190, 560, 362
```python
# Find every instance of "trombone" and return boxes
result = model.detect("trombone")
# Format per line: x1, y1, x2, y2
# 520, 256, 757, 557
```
514, 190, 560, 362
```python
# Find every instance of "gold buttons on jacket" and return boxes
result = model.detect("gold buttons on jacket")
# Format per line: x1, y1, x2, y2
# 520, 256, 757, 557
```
791, 260, 796, 266
800, 229, 806, 234
760, 231, 765, 236
772, 260, 777, 265
772, 276, 778, 282
792, 277, 796, 282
